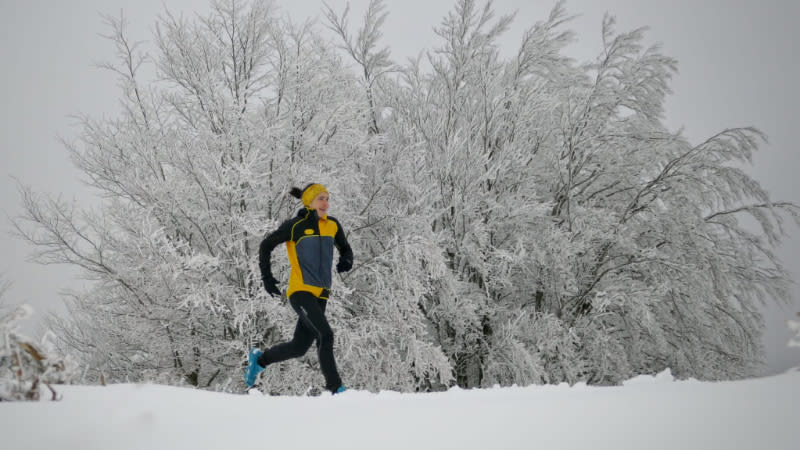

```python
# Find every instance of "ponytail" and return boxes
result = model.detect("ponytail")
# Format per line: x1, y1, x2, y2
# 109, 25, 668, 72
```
289, 187, 304, 199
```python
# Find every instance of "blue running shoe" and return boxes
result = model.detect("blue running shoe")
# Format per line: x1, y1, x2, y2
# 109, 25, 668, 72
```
334, 385, 347, 394
244, 348, 264, 387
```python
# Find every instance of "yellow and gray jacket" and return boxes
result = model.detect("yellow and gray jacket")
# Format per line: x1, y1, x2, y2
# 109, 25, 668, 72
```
259, 208, 353, 300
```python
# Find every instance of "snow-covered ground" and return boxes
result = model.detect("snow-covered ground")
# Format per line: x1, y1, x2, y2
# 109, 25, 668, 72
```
3, 369, 798, 450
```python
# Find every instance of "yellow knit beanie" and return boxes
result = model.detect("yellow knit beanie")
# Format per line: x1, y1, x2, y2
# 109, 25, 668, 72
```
290, 183, 328, 207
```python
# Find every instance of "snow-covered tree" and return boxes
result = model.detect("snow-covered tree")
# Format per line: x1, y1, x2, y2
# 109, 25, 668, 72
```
14, 0, 356, 389
14, 0, 798, 392
14, 0, 454, 393
376, 0, 797, 386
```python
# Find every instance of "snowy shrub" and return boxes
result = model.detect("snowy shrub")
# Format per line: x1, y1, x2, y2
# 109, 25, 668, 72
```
0, 303, 77, 401
789, 314, 800, 349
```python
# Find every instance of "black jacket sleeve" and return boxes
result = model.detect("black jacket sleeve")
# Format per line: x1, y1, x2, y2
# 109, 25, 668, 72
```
259, 220, 292, 282
333, 220, 354, 272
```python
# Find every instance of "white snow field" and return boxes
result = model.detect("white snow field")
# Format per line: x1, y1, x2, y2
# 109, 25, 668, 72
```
2, 369, 798, 450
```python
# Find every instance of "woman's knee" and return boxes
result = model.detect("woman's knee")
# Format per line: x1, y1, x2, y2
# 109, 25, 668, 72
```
287, 339, 314, 357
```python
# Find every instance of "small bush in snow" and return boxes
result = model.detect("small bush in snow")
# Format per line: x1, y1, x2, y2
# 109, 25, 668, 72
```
1, 304, 76, 401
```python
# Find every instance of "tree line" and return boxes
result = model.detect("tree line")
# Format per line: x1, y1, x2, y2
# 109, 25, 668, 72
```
12, 0, 798, 394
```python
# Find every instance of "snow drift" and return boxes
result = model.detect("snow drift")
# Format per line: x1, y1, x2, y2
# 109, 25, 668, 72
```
3, 369, 798, 450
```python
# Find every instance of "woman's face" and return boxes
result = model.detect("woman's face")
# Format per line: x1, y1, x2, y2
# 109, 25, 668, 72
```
309, 192, 330, 216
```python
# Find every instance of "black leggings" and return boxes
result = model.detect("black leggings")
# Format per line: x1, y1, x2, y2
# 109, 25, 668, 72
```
258, 291, 342, 392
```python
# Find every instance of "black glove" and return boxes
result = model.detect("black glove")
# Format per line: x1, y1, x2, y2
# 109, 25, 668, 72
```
336, 259, 352, 273
262, 277, 281, 297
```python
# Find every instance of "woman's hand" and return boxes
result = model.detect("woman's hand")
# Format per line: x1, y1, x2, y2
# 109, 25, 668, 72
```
262, 277, 281, 297
336, 259, 352, 273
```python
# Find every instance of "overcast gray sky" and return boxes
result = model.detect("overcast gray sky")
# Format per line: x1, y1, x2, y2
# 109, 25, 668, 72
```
2, 0, 798, 374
